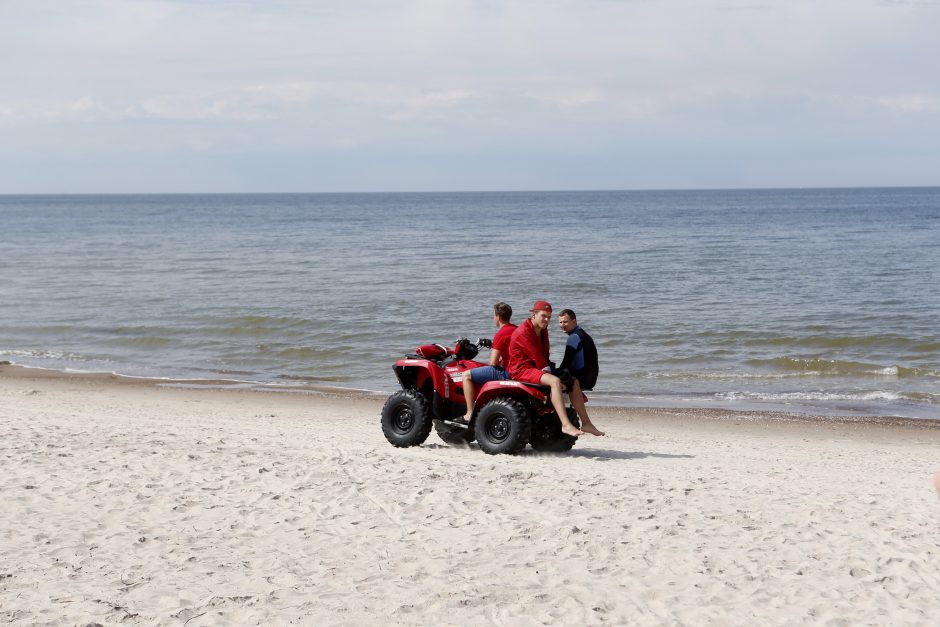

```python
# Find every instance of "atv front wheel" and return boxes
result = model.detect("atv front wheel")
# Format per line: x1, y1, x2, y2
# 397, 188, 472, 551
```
381, 390, 433, 447
474, 397, 532, 455
433, 419, 475, 445
529, 407, 580, 453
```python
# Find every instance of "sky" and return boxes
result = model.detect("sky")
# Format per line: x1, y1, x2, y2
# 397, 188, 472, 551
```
1, 0, 939, 193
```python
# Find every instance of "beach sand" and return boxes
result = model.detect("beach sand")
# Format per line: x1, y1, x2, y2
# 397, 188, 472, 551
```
2, 364, 939, 626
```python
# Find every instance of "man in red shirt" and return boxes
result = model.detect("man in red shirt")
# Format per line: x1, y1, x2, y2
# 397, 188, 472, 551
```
462, 302, 517, 417
509, 300, 604, 437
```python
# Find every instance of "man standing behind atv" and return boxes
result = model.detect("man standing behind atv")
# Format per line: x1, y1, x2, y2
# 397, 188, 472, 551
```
461, 302, 517, 418
558, 308, 599, 391
508, 301, 605, 437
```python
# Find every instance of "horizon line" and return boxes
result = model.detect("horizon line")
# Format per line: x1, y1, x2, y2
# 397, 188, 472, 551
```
2, 184, 939, 197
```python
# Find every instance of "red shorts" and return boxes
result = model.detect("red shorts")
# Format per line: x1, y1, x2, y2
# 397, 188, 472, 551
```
513, 367, 545, 385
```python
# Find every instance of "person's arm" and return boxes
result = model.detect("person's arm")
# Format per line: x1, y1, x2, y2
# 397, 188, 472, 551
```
489, 348, 502, 366
560, 334, 580, 371
508, 333, 531, 379
491, 324, 513, 368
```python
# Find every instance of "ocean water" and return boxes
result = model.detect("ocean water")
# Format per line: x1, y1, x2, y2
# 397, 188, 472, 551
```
2, 188, 939, 419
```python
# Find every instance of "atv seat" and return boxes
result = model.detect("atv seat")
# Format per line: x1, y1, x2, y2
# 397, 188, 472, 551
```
520, 382, 551, 393
519, 380, 586, 401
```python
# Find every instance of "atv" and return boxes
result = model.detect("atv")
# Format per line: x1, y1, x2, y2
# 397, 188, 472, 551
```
380, 338, 581, 455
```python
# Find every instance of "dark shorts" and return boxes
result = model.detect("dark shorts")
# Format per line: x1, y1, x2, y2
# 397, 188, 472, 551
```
551, 366, 575, 391
469, 365, 511, 385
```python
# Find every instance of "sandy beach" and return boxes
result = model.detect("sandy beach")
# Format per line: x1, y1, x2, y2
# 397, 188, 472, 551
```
2, 364, 938, 626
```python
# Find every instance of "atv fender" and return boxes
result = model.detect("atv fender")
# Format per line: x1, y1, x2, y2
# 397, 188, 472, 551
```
393, 359, 449, 396
474, 379, 550, 410
392, 359, 465, 420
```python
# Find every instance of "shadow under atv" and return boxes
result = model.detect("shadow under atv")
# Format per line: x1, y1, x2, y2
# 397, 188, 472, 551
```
421, 441, 695, 461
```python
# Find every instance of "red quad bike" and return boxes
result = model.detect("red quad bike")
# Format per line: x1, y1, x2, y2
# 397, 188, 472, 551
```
380, 338, 582, 455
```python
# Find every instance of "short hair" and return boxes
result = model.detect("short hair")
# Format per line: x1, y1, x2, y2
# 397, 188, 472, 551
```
559, 308, 577, 320
494, 302, 512, 322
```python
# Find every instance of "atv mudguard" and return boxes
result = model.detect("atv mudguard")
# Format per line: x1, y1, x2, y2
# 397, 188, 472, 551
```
392, 358, 466, 421
474, 379, 551, 410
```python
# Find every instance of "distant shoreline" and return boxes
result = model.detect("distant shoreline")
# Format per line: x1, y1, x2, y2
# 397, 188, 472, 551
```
4, 361, 938, 431
0, 362, 380, 400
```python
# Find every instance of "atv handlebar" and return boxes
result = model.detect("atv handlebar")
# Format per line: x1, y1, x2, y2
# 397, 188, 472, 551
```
413, 337, 493, 361
454, 337, 492, 349
452, 337, 493, 362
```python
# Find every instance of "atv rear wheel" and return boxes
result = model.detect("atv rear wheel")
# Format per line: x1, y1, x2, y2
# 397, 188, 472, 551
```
474, 397, 531, 455
433, 419, 475, 445
381, 390, 433, 447
529, 407, 580, 453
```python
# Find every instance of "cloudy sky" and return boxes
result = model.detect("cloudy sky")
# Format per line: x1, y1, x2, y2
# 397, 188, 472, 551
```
1, 0, 938, 193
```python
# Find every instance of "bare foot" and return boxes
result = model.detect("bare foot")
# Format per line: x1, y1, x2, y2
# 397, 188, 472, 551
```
581, 423, 605, 436
561, 424, 583, 437
934, 470, 940, 495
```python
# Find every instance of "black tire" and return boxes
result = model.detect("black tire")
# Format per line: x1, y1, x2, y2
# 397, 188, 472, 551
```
474, 397, 532, 455
381, 390, 433, 447
529, 407, 580, 453
433, 419, 475, 445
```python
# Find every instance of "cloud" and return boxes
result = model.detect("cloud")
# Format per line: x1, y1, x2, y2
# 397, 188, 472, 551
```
123, 82, 327, 121
870, 94, 940, 113
526, 88, 604, 110
384, 88, 479, 121
2, 0, 939, 191
0, 96, 105, 125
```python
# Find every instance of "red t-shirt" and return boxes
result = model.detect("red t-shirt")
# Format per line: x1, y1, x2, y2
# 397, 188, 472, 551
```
492, 323, 517, 369
508, 318, 550, 384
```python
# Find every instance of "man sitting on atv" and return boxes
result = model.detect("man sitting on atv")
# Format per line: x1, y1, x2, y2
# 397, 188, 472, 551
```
508, 300, 605, 437
461, 302, 517, 418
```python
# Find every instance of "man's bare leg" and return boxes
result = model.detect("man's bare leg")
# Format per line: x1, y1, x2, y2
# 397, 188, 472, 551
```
540, 373, 582, 436
568, 379, 604, 436
934, 470, 940, 496
461, 372, 476, 420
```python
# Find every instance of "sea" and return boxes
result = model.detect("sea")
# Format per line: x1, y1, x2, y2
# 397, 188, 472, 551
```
2, 188, 939, 420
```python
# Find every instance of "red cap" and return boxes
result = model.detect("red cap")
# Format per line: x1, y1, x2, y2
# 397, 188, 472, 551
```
529, 300, 552, 313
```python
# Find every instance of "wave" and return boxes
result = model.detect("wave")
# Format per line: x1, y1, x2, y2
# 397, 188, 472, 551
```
215, 315, 309, 328
3, 325, 80, 335
715, 390, 940, 404
276, 374, 351, 383
0, 349, 94, 361
104, 336, 173, 347
746, 357, 928, 378
667, 330, 940, 353
270, 346, 345, 360
637, 370, 812, 381
172, 315, 315, 337
746, 334, 936, 351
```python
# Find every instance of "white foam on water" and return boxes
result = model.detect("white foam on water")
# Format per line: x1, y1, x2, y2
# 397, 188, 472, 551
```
715, 390, 904, 402
0, 349, 92, 361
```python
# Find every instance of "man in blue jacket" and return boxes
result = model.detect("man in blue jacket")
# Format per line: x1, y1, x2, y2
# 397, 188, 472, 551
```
558, 309, 599, 391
